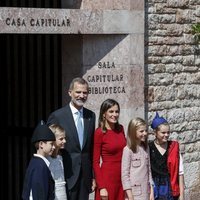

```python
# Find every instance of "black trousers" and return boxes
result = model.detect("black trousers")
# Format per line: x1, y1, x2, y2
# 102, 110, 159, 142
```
68, 172, 90, 200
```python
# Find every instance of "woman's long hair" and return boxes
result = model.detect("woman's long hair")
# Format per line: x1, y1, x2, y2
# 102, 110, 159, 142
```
98, 99, 121, 133
127, 117, 148, 153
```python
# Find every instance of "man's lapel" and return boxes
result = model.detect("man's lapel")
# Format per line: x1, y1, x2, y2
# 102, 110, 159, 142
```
82, 108, 89, 149
65, 105, 80, 146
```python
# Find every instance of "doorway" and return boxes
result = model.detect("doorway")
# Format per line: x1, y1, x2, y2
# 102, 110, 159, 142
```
0, 34, 62, 199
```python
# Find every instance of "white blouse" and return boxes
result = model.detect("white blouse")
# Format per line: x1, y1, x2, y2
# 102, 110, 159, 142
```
48, 155, 67, 200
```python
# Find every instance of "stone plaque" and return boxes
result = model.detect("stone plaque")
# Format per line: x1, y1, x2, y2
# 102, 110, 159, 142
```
84, 63, 144, 109
0, 7, 143, 34
83, 63, 144, 129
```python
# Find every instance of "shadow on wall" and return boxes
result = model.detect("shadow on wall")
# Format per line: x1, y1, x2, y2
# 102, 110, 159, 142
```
0, 0, 83, 9
1, 127, 34, 200
61, 0, 82, 9
144, 0, 150, 121
62, 34, 128, 104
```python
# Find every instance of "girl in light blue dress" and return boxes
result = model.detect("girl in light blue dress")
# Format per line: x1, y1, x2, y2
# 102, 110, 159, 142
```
48, 124, 68, 200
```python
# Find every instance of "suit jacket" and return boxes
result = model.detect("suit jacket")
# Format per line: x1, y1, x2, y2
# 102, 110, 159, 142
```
47, 104, 96, 191
22, 156, 55, 200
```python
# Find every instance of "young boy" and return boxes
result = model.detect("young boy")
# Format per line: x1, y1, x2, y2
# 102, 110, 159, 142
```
22, 122, 56, 200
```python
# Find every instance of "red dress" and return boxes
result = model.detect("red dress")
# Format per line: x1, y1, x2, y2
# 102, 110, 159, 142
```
93, 126, 126, 200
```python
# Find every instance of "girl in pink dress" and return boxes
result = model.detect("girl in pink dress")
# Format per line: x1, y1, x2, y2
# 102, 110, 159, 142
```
121, 118, 154, 200
93, 99, 126, 200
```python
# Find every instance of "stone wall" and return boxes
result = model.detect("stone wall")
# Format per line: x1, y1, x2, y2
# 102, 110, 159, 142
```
146, 0, 200, 198
1, 0, 199, 198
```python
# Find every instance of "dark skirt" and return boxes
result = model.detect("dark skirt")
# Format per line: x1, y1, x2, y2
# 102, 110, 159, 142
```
153, 176, 174, 200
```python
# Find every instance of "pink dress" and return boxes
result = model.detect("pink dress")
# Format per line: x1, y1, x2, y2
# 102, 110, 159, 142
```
121, 145, 152, 200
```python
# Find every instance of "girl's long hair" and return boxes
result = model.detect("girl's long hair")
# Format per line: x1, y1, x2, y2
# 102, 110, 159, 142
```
127, 117, 148, 153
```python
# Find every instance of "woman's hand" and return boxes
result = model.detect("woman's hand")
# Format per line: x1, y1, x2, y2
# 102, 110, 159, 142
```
150, 184, 154, 200
91, 179, 96, 192
179, 175, 185, 200
150, 192, 154, 200
100, 188, 108, 200
125, 189, 134, 200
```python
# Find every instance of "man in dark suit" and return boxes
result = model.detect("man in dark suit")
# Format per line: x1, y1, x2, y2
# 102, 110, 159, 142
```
47, 77, 96, 200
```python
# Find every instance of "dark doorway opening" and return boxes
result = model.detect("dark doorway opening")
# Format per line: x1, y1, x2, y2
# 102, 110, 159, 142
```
0, 34, 62, 199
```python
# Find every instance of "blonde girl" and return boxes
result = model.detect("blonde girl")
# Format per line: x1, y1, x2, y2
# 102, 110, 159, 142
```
48, 124, 67, 200
121, 117, 154, 200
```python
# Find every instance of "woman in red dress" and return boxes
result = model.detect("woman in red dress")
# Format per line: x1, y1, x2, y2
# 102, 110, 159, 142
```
93, 99, 126, 200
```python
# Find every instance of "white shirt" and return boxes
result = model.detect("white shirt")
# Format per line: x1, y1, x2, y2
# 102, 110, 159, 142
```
69, 103, 84, 128
47, 155, 67, 200
179, 153, 184, 175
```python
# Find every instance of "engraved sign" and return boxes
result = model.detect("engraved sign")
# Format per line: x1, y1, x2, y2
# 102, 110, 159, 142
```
5, 17, 70, 27
0, 7, 102, 33
0, 7, 143, 34
87, 62, 126, 95
84, 62, 144, 110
